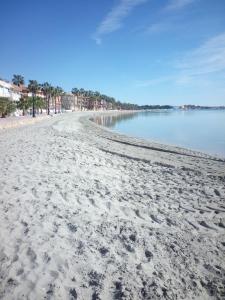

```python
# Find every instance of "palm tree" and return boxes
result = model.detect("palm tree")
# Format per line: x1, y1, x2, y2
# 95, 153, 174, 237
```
17, 96, 32, 116
71, 88, 80, 111
55, 86, 63, 113
41, 82, 52, 115
0, 97, 16, 118
79, 89, 87, 110
87, 90, 94, 97
94, 91, 101, 98
12, 74, 24, 86
71, 87, 79, 96
79, 88, 85, 96
35, 96, 45, 114
28, 80, 39, 117
48, 86, 54, 114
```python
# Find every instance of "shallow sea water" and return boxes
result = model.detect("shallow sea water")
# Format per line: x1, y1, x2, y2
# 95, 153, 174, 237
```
93, 109, 225, 158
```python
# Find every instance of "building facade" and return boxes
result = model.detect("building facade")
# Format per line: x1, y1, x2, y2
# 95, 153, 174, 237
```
0, 79, 21, 101
61, 94, 81, 111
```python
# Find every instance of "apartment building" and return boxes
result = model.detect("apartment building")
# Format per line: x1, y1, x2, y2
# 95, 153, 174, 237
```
0, 79, 21, 101
61, 94, 81, 111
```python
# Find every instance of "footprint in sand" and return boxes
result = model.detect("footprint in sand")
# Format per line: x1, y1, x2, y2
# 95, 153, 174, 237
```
69, 288, 77, 299
26, 247, 37, 262
31, 187, 38, 198
67, 223, 77, 233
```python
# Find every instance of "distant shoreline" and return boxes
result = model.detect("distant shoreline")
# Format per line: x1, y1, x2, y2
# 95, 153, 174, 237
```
1, 104, 225, 130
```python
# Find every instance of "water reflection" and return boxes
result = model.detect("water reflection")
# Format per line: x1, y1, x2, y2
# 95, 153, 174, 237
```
93, 112, 139, 128
93, 110, 175, 128
92, 110, 225, 157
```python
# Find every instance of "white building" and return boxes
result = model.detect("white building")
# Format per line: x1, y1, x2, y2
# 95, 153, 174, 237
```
0, 79, 21, 101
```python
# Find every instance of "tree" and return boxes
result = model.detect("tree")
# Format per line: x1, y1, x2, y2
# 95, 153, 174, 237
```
79, 88, 85, 96
87, 90, 93, 97
54, 86, 63, 113
49, 87, 56, 114
0, 97, 16, 118
28, 80, 39, 117
41, 82, 52, 115
12, 74, 24, 86
17, 96, 32, 116
71, 88, 80, 111
71, 88, 79, 96
94, 91, 100, 98
34, 96, 45, 114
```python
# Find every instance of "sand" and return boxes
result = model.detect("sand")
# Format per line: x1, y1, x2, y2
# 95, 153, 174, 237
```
0, 111, 225, 300
0, 115, 50, 130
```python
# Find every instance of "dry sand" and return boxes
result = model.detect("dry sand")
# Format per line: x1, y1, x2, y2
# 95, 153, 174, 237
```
0, 115, 50, 130
0, 111, 225, 300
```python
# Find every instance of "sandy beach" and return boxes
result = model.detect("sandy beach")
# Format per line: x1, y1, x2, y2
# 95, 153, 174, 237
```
0, 111, 225, 300
0, 115, 50, 130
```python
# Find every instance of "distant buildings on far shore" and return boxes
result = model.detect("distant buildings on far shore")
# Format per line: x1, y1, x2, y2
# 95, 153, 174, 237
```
179, 105, 225, 110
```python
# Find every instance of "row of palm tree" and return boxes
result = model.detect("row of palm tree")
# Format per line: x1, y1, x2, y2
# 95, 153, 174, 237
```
41, 82, 63, 115
17, 95, 46, 116
71, 88, 116, 103
12, 75, 64, 117
71, 88, 143, 110
12, 74, 139, 116
71, 88, 136, 110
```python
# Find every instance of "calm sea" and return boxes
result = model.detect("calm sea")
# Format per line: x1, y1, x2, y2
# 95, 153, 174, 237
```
93, 109, 225, 158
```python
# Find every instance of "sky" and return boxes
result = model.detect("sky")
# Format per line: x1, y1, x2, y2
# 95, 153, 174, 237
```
0, 0, 225, 106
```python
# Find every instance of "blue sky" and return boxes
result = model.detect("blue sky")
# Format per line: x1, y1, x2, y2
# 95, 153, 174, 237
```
1, 0, 225, 105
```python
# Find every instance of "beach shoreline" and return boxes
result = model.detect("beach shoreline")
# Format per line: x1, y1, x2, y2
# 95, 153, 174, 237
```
0, 111, 225, 299
90, 109, 225, 160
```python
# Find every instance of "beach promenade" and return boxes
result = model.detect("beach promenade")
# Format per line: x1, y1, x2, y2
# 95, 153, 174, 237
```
0, 112, 225, 299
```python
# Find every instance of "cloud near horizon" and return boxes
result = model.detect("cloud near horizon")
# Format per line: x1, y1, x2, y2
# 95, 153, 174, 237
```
136, 32, 225, 87
93, 0, 148, 44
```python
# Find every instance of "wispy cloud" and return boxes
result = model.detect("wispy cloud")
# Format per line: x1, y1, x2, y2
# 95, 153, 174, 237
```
177, 32, 225, 76
93, 0, 148, 44
165, 0, 195, 11
136, 32, 225, 87
145, 22, 171, 34
144, 0, 196, 36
